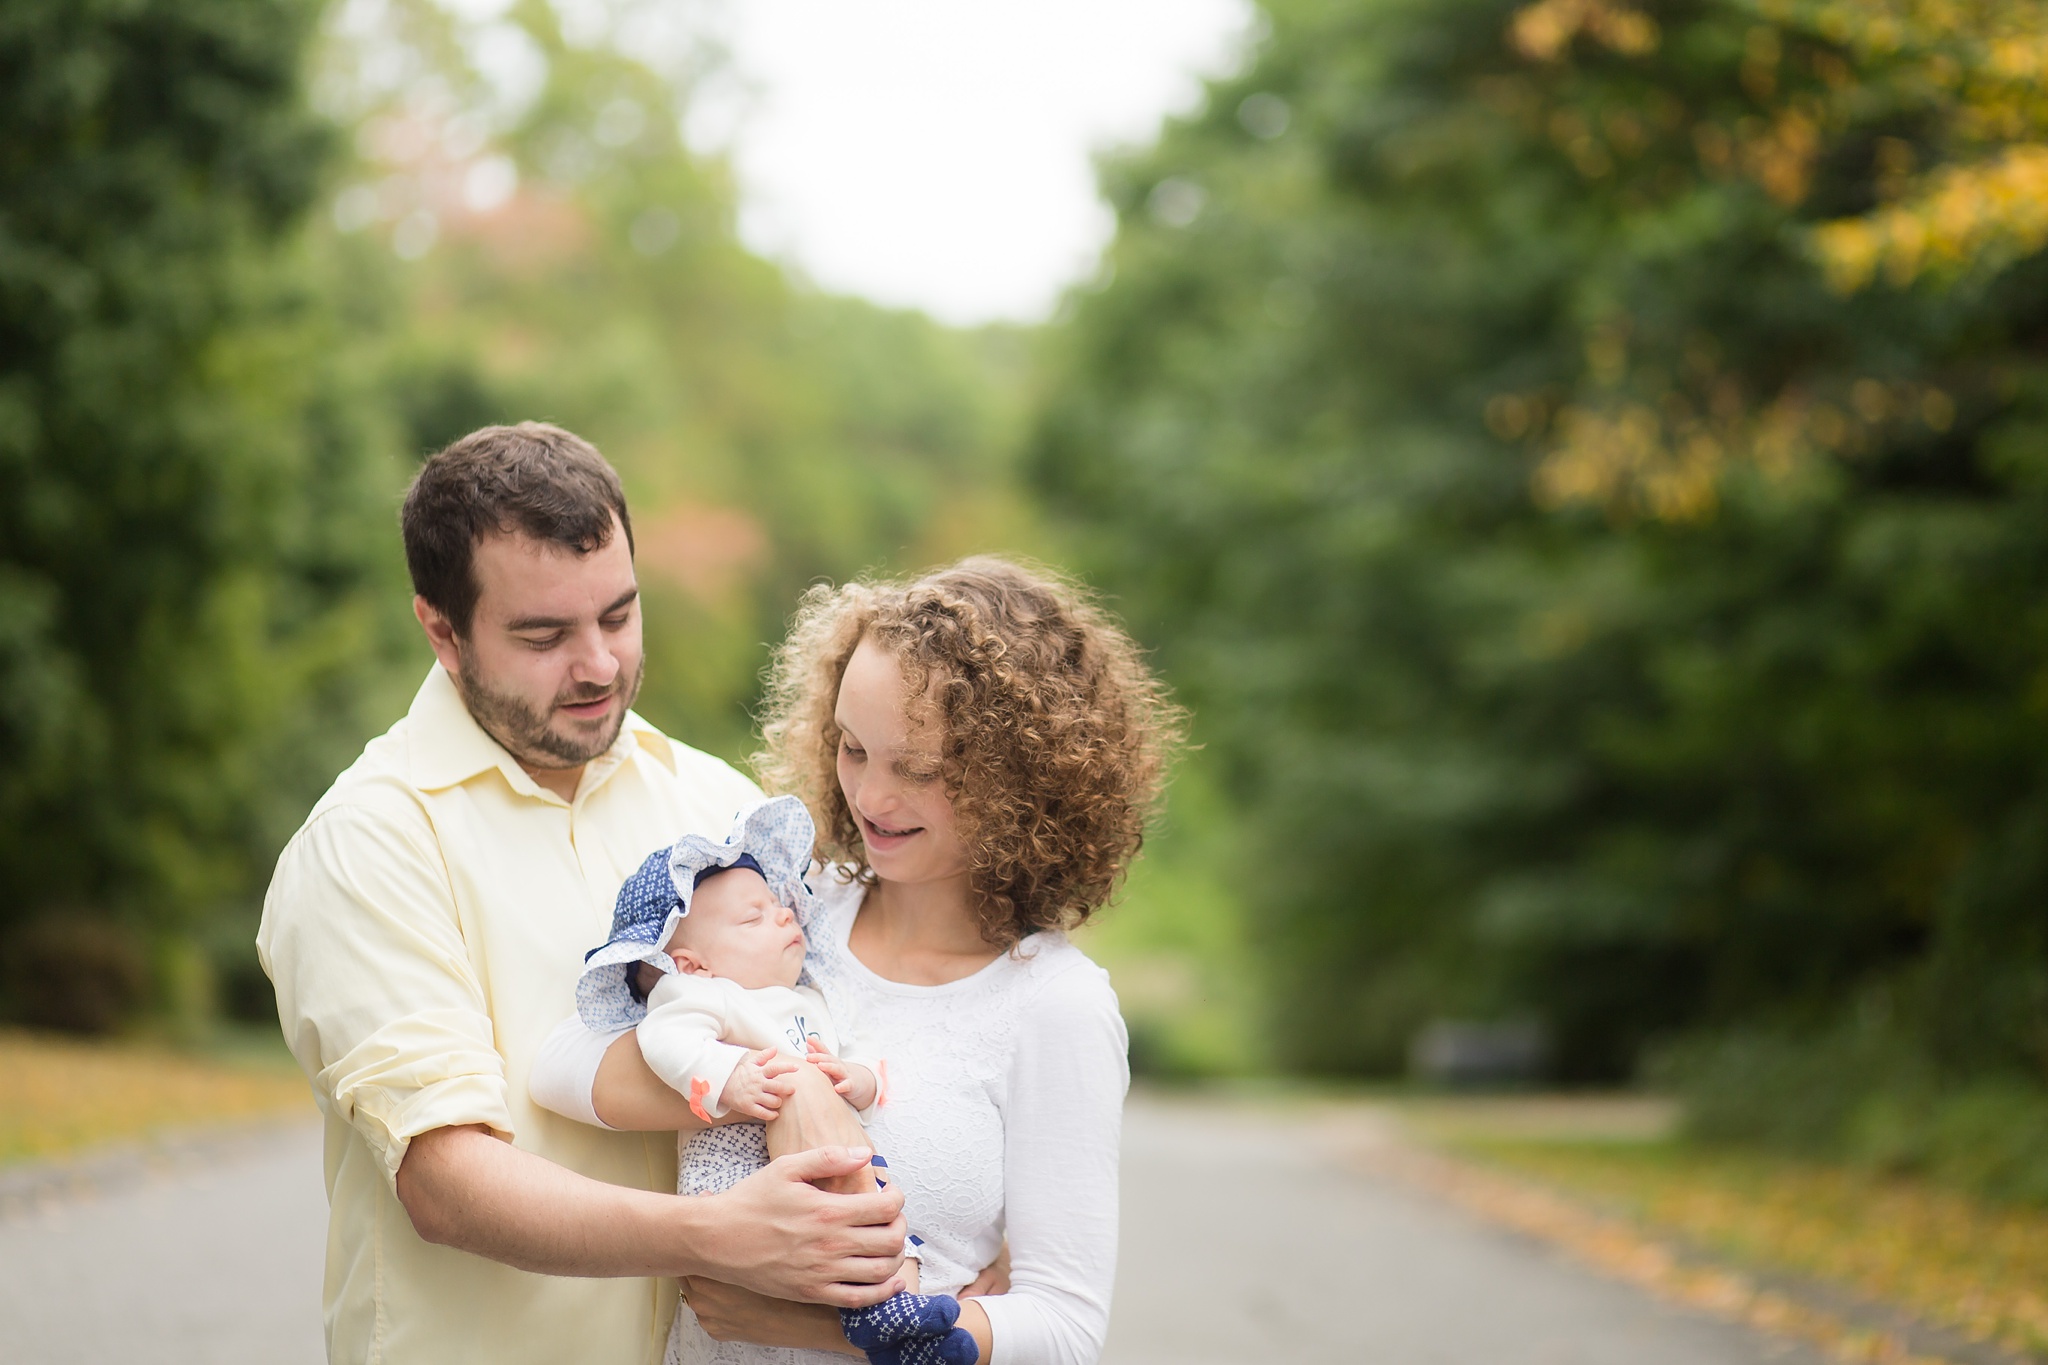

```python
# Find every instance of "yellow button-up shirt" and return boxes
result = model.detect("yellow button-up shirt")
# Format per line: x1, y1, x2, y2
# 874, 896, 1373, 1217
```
258, 665, 760, 1365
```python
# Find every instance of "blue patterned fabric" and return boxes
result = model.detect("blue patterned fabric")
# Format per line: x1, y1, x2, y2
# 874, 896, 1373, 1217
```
841, 1291, 960, 1350
575, 795, 818, 1030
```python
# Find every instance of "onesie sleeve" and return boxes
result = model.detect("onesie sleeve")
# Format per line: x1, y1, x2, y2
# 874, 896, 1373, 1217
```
529, 1013, 628, 1129
975, 962, 1130, 1365
638, 974, 752, 1118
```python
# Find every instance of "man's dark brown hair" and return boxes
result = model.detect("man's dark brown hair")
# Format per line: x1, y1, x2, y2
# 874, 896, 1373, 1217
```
401, 422, 634, 636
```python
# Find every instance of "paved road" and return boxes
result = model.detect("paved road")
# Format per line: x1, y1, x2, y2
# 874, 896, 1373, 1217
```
0, 1098, 1815, 1365
0, 1122, 327, 1365
1104, 1097, 1814, 1365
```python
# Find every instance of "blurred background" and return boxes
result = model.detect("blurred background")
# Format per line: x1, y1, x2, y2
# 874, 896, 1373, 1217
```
4, 0, 2048, 1226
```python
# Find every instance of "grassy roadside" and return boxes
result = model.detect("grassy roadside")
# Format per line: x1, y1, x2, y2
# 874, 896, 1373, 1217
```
0, 1027, 313, 1165
1396, 1098, 2048, 1361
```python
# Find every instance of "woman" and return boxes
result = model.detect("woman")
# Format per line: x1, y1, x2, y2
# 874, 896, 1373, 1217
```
539, 556, 1180, 1365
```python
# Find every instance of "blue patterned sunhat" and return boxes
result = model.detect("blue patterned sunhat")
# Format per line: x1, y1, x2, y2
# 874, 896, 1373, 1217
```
575, 795, 817, 1030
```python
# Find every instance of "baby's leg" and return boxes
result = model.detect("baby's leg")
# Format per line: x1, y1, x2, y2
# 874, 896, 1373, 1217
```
763, 1062, 967, 1359
760, 1059, 921, 1285
763, 1058, 878, 1196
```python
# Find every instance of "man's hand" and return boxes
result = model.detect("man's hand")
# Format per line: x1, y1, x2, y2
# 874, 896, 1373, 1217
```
719, 1048, 799, 1121
703, 1146, 909, 1307
805, 1040, 879, 1110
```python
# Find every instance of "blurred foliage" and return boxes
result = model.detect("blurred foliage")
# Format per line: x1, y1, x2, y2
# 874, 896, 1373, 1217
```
1075, 754, 1262, 1079
0, 0, 419, 1026
0, 1028, 308, 1163
0, 0, 1036, 1031
1031, 0, 2048, 1156
318, 0, 1036, 760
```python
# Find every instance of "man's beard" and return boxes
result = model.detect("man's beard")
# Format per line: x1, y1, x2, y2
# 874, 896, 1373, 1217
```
457, 654, 645, 769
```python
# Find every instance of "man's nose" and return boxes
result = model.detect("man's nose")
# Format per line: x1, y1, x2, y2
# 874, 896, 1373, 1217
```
566, 625, 621, 684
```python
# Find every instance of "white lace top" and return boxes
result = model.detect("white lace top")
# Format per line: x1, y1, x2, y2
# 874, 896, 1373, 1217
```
529, 868, 1129, 1365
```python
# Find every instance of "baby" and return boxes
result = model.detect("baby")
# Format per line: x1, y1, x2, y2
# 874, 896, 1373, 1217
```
573, 796, 976, 1365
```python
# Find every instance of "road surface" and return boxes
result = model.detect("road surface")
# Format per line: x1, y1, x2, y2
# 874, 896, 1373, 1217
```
0, 1097, 1817, 1364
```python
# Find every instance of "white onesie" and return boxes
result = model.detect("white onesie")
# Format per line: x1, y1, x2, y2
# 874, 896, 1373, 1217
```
637, 973, 875, 1119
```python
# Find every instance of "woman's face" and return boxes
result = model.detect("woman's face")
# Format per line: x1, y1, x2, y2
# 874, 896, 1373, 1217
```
834, 636, 972, 890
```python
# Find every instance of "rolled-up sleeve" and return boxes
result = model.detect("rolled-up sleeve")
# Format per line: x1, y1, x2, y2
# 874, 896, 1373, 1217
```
976, 965, 1130, 1365
258, 800, 512, 1189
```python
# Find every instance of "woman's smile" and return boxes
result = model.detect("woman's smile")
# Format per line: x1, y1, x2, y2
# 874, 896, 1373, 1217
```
860, 812, 923, 846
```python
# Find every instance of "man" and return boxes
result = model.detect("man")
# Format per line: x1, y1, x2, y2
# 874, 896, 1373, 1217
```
259, 424, 905, 1365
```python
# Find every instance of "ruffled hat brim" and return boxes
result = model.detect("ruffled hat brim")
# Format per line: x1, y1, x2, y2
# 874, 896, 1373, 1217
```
574, 795, 817, 1030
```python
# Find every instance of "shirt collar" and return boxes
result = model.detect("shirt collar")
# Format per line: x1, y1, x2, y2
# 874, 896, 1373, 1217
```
404, 665, 677, 799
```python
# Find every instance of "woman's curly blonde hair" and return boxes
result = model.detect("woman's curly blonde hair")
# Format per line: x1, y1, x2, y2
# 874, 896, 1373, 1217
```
753, 556, 1185, 948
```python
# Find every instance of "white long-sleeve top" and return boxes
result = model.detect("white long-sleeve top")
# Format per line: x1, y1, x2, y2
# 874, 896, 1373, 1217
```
530, 868, 1129, 1365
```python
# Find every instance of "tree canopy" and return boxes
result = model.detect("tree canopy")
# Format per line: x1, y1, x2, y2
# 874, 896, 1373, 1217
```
1034, 0, 2048, 1165
0, 0, 1033, 1028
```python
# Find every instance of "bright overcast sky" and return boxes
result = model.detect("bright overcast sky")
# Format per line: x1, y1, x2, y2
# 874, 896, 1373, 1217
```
706, 0, 1254, 326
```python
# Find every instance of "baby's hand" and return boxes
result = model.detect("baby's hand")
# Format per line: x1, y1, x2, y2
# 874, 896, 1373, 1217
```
718, 1048, 798, 1122
806, 1039, 880, 1110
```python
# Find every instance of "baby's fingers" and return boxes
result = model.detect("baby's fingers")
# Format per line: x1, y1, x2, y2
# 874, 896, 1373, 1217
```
756, 1050, 799, 1078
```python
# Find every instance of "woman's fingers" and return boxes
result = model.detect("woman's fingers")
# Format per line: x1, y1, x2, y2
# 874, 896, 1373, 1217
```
960, 1240, 1013, 1298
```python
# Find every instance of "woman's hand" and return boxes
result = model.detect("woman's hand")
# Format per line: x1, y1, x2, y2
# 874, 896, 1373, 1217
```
679, 1278, 860, 1356
960, 1240, 1012, 1298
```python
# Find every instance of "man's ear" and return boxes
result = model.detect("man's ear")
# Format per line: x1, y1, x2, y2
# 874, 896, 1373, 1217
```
414, 595, 464, 675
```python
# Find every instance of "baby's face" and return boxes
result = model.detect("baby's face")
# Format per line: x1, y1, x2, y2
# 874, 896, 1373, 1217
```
664, 867, 806, 990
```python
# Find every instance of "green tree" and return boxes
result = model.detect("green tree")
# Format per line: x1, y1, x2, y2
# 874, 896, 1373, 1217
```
322, 0, 1034, 759
0, 0, 413, 1025
1034, 0, 2048, 1130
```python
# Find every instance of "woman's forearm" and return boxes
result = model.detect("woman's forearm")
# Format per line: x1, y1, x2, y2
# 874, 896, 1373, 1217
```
592, 1030, 709, 1131
957, 1297, 993, 1363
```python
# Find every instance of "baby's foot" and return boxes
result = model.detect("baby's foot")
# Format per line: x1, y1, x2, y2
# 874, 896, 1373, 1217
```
864, 1327, 979, 1365
840, 1290, 958, 1350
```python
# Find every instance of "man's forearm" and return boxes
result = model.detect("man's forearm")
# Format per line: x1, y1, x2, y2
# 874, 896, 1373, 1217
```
396, 1124, 716, 1278
395, 1122, 911, 1306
